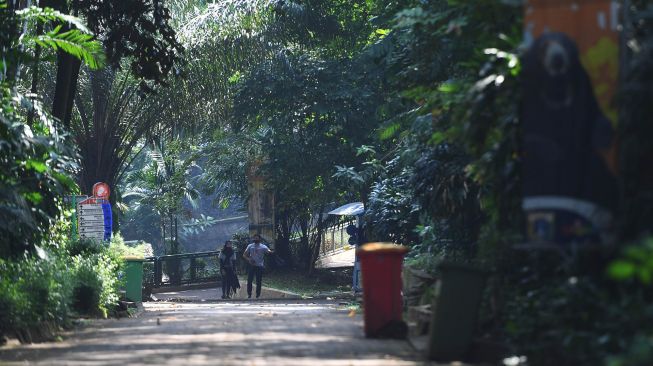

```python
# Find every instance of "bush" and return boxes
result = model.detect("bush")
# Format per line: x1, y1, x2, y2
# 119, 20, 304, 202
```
0, 254, 73, 341
0, 225, 125, 341
498, 239, 653, 366
70, 251, 122, 317
108, 234, 151, 258
67, 238, 106, 257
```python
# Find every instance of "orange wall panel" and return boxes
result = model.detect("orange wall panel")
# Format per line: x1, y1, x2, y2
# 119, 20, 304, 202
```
525, 0, 620, 123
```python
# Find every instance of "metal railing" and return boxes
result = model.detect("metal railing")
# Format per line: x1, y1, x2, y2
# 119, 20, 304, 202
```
144, 250, 222, 288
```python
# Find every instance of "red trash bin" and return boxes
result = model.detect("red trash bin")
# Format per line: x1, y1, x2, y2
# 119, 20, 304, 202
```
357, 242, 409, 338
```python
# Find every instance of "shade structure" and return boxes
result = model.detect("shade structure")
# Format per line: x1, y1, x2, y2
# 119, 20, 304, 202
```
328, 202, 364, 216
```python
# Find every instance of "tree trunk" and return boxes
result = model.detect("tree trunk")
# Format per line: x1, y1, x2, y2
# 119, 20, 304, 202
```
52, 52, 81, 127
298, 215, 311, 271
26, 22, 43, 127
161, 217, 166, 255
307, 206, 326, 275
174, 216, 179, 253
274, 208, 294, 266
41, 0, 81, 128
169, 214, 178, 254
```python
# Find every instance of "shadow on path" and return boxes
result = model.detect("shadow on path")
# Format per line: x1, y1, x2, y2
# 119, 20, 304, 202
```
0, 299, 446, 366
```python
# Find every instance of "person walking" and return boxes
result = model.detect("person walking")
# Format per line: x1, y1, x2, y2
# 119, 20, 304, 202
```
243, 234, 273, 299
219, 240, 240, 299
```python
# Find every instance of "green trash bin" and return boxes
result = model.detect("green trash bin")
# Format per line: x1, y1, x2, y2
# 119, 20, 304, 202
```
123, 256, 145, 302
428, 261, 488, 361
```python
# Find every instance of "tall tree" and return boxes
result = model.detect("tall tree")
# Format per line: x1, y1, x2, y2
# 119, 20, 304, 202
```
45, 0, 184, 187
0, 1, 104, 258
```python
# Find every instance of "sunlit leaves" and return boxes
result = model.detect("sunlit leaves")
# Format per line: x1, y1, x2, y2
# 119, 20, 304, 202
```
608, 237, 653, 285
31, 26, 105, 70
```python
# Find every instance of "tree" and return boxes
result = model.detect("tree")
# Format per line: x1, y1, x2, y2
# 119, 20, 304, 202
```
43, 0, 183, 130
72, 67, 178, 201
0, 1, 104, 258
122, 138, 200, 255
193, 0, 385, 270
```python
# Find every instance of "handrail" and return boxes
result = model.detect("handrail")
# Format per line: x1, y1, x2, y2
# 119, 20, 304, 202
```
145, 250, 221, 261
143, 250, 224, 288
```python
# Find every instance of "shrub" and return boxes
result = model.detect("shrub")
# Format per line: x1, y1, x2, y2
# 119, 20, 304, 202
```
70, 251, 122, 317
0, 254, 73, 341
67, 238, 106, 257
0, 227, 125, 341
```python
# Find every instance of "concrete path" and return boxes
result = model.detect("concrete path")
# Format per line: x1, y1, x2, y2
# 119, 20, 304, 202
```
0, 299, 446, 366
315, 247, 355, 268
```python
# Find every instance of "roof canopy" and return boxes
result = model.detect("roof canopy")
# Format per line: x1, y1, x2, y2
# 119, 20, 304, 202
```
328, 202, 364, 216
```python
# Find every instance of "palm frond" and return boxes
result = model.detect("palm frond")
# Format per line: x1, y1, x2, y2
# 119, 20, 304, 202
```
16, 6, 93, 34
29, 26, 106, 70
184, 187, 201, 209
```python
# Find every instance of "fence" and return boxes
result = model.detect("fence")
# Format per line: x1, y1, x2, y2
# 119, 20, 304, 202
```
320, 219, 355, 255
144, 250, 223, 288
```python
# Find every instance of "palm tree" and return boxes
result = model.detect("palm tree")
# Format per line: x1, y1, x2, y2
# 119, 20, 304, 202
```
122, 138, 200, 255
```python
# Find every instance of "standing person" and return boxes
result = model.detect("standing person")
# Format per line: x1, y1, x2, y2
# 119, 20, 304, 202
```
219, 240, 240, 299
243, 234, 273, 299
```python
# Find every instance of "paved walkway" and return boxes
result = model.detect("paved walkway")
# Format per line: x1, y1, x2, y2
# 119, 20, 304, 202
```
315, 247, 355, 268
0, 299, 446, 366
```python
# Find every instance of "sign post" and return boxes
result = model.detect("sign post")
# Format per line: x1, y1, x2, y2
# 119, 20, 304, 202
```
76, 182, 113, 243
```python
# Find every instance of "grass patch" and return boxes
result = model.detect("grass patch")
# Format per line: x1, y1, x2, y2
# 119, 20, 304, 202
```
262, 268, 352, 296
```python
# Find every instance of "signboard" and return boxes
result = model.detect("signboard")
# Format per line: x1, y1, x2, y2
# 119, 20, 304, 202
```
75, 182, 113, 242
65, 195, 88, 241
77, 199, 112, 242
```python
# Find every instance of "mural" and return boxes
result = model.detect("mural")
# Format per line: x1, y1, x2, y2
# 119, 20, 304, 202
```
525, 0, 620, 123
522, 0, 620, 245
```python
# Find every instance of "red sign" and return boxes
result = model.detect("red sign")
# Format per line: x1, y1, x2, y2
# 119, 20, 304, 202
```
93, 182, 110, 200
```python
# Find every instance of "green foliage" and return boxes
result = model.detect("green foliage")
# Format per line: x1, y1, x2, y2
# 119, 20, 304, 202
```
0, 207, 124, 340
121, 140, 201, 254
72, 0, 184, 92
504, 274, 653, 366
453, 44, 523, 268
618, 0, 653, 240
0, 88, 77, 259
70, 249, 122, 318
608, 237, 653, 284
67, 238, 106, 257
16, 6, 106, 70
0, 254, 73, 338
1, 1, 104, 260
32, 26, 105, 70
498, 239, 653, 366
108, 234, 152, 258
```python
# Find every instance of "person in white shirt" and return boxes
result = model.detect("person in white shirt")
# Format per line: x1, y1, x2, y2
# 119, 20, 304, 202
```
243, 234, 274, 299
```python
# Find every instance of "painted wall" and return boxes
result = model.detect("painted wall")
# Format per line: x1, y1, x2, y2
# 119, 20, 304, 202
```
524, 0, 620, 123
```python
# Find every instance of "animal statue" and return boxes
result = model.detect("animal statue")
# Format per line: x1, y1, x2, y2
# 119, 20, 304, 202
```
521, 32, 618, 244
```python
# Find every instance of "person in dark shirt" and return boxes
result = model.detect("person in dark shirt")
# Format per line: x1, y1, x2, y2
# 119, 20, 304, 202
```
219, 240, 240, 299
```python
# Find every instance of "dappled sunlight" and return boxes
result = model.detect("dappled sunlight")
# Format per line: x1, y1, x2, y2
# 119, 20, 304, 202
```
0, 301, 428, 366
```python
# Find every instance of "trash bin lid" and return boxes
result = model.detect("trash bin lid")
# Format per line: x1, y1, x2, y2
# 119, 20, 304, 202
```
123, 255, 145, 262
356, 242, 409, 255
